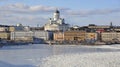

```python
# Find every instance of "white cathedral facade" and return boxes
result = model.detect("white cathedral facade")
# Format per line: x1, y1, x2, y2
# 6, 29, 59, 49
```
44, 10, 69, 31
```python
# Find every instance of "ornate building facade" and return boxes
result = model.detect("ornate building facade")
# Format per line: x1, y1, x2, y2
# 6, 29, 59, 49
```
44, 10, 69, 31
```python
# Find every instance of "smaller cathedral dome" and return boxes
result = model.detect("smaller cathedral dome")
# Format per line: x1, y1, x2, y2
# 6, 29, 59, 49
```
16, 23, 23, 27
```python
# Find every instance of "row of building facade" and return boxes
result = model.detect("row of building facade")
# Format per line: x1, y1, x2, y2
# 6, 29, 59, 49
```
54, 31, 120, 44
1, 29, 120, 44
0, 30, 119, 44
0, 31, 53, 43
1, 9, 120, 45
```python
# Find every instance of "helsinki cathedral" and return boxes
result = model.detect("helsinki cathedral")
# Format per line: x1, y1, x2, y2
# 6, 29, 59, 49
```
44, 9, 69, 31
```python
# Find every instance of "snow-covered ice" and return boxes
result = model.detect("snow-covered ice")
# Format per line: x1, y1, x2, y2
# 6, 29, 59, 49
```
40, 52, 120, 67
0, 44, 120, 67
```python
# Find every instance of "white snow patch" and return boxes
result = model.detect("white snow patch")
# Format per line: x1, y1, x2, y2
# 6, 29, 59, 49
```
40, 52, 120, 67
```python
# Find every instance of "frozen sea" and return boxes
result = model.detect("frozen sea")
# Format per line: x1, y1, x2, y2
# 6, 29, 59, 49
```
0, 44, 120, 67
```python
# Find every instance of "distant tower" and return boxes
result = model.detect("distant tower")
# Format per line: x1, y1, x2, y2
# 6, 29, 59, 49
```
110, 22, 113, 27
53, 9, 60, 21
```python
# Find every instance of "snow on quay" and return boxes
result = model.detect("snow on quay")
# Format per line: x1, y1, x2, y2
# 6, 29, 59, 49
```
40, 52, 120, 67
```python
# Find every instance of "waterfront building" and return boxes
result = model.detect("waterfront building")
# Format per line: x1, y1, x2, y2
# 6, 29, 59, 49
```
0, 32, 10, 40
101, 32, 116, 42
117, 33, 120, 40
10, 31, 33, 42
101, 32, 120, 42
33, 31, 51, 41
54, 32, 64, 41
54, 32, 97, 42
64, 31, 86, 42
85, 32, 98, 40
10, 31, 52, 43
33, 31, 53, 43
85, 32, 98, 43
44, 9, 69, 31
0, 25, 9, 32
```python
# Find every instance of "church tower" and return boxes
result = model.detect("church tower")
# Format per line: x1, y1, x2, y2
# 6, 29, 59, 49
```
53, 9, 60, 21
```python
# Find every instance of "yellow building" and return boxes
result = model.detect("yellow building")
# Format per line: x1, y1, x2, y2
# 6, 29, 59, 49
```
14, 37, 33, 42
101, 32, 117, 41
117, 33, 120, 41
64, 31, 86, 41
54, 32, 64, 41
0, 27, 9, 32
101, 32, 120, 42
85, 32, 98, 40
9, 26, 15, 32
0, 32, 10, 40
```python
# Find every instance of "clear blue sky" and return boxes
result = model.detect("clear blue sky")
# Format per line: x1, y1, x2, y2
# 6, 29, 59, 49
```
0, 0, 120, 26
